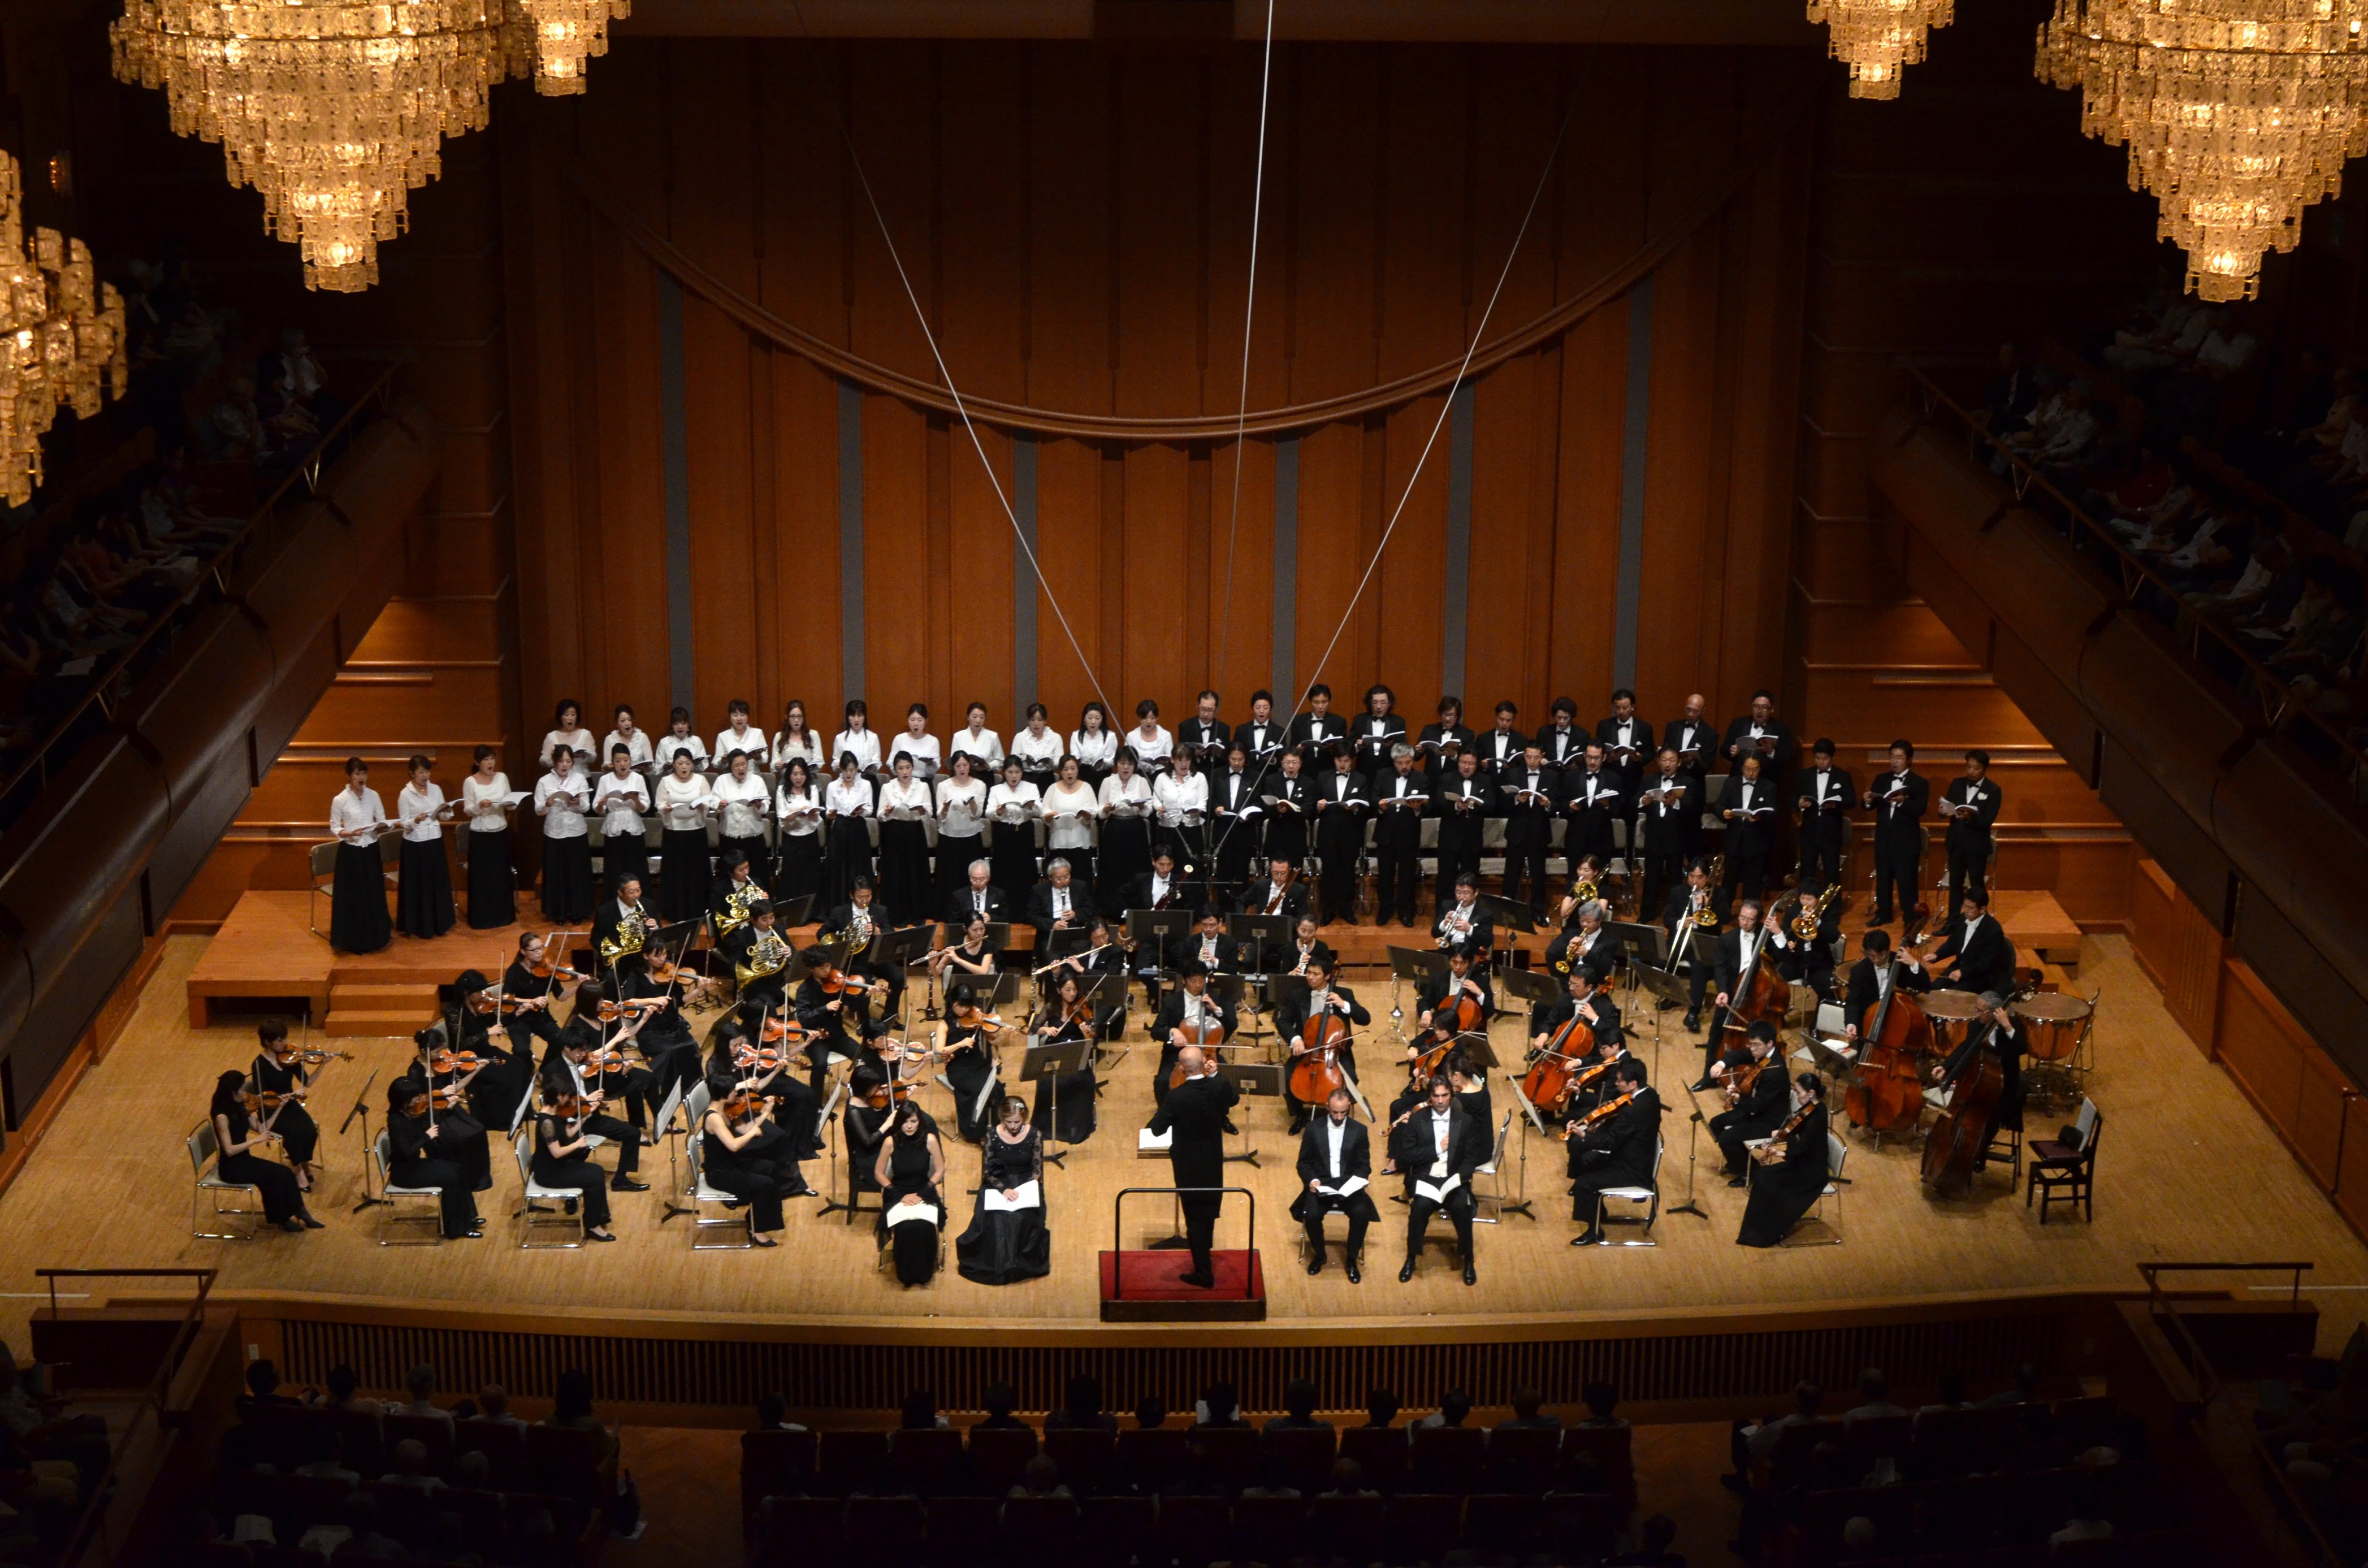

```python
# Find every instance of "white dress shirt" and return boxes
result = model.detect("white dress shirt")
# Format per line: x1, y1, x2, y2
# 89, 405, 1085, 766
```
831, 728, 884, 774
461, 773, 512, 835
937, 777, 987, 840
1040, 782, 1094, 847
654, 731, 709, 771
1049, 883, 1076, 921
654, 773, 712, 830
592, 772, 650, 838
770, 730, 824, 775
1010, 727, 1064, 772
776, 785, 822, 837
888, 732, 942, 779
825, 777, 872, 817
950, 726, 1003, 772
713, 725, 768, 769
601, 728, 654, 770
534, 771, 590, 838
1153, 770, 1209, 826
878, 777, 933, 821
712, 772, 771, 837
1128, 724, 1174, 766
331, 785, 387, 841
1428, 1111, 1453, 1176
397, 782, 447, 843
1070, 729, 1118, 769
1325, 1118, 1348, 1179
540, 727, 596, 767
1099, 774, 1153, 818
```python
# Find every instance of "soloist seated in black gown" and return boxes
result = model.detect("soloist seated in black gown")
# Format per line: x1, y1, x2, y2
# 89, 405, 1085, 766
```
207, 1071, 322, 1232
875, 1099, 946, 1286
1027, 971, 1099, 1144
700, 1088, 789, 1246
1738, 1071, 1832, 1249
956, 1095, 1051, 1285
384, 1077, 485, 1239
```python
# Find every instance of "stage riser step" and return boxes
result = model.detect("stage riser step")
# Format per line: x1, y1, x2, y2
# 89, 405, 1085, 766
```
330, 984, 440, 1011
324, 1010, 440, 1038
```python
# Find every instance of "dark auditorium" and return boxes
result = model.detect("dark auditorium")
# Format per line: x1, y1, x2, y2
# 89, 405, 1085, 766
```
5, 1, 2368, 1564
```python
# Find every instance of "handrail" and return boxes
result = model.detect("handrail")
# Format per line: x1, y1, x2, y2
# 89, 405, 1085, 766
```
1906, 370, 2368, 804
34, 1267, 217, 1568
1109, 1186, 1258, 1301
0, 361, 404, 824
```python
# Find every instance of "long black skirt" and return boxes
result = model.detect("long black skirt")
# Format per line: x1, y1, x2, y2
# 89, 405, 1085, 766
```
540, 834, 596, 924
943, 1050, 997, 1143
824, 817, 871, 905
937, 833, 986, 894
330, 842, 392, 954
601, 831, 650, 904
657, 828, 711, 923
877, 821, 931, 925
465, 828, 515, 929
991, 826, 1042, 899
1737, 1163, 1828, 1248
397, 837, 456, 939
776, 831, 824, 906
878, 1190, 941, 1285
1099, 818, 1153, 902
956, 1199, 1050, 1286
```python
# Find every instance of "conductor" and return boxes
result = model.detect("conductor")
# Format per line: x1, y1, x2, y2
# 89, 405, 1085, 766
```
1147, 1044, 1240, 1288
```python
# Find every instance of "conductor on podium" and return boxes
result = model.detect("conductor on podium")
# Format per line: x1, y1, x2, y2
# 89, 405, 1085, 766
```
1148, 1044, 1240, 1288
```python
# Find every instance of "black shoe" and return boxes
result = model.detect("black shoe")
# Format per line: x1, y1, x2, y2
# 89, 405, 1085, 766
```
1399, 1259, 1417, 1283
451, 1228, 483, 1241
1726, 1177, 1748, 1189
1690, 1078, 1716, 1093
1656, 997, 1680, 1012
1306, 1255, 1324, 1276
1287, 1117, 1309, 1136
1570, 1231, 1603, 1247
298, 1214, 325, 1230
611, 1177, 650, 1193
280, 1218, 308, 1233
1682, 1015, 1701, 1032
1178, 1270, 1216, 1289
1462, 1259, 1477, 1285
1869, 908, 1893, 926
587, 1229, 617, 1242
1345, 1256, 1362, 1284
563, 1198, 579, 1216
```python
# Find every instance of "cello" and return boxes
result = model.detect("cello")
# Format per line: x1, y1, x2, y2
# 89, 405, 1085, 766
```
1844, 907, 1934, 1134
1921, 1002, 2008, 1192
1287, 995, 1352, 1107
1164, 997, 1232, 1089
1518, 979, 1611, 1112
1412, 972, 1488, 1082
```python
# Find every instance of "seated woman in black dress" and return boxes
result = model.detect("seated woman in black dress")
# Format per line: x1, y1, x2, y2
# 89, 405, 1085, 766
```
929, 915, 999, 993
705, 1007, 821, 1186
875, 1099, 946, 1287
448, 969, 533, 1130
1026, 971, 1099, 1145
1738, 1071, 1830, 1249
957, 1095, 1050, 1285
701, 1088, 789, 1247
385, 1077, 484, 1239
207, 1071, 321, 1233
530, 1091, 618, 1243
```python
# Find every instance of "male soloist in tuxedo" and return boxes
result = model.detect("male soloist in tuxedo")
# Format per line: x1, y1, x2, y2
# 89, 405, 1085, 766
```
1387, 1075, 1487, 1285
1292, 1088, 1379, 1281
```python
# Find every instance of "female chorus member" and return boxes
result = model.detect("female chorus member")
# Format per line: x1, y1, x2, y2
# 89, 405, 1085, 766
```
823, 751, 875, 905
461, 744, 516, 929
773, 757, 825, 906
1010, 703, 1063, 792
876, 1099, 946, 1286
935, 752, 989, 898
653, 749, 715, 924
1737, 1071, 1832, 1249
956, 1095, 1050, 1286
534, 745, 595, 923
875, 753, 935, 923
328, 756, 392, 954
541, 698, 595, 771
1097, 748, 1155, 900
834, 699, 884, 781
1041, 755, 1097, 890
208, 1069, 322, 1232
987, 756, 1042, 897
1070, 702, 1117, 790
593, 745, 651, 903
771, 699, 824, 780
601, 702, 653, 774
395, 752, 455, 939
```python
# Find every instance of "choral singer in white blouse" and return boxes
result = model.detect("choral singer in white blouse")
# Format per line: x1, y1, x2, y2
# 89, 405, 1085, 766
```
824, 752, 876, 906
774, 757, 826, 905
1154, 749, 1211, 874
834, 699, 884, 781
329, 756, 393, 954
875, 753, 935, 924
987, 756, 1043, 896
1070, 703, 1118, 790
1097, 750, 1156, 899
461, 743, 517, 929
594, 746, 653, 902
395, 752, 456, 939
653, 750, 715, 924
1009, 704, 1064, 791
534, 746, 596, 924
935, 752, 989, 897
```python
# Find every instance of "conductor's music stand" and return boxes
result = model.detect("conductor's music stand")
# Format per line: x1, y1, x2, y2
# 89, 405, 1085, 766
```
1220, 1060, 1281, 1167
1020, 1033, 1091, 1167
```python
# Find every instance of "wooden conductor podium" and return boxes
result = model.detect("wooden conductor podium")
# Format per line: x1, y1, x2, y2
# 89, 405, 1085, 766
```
1099, 1184, 1266, 1322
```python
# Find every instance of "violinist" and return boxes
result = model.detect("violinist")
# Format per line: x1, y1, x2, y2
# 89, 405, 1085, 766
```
1703, 900, 1789, 1088
1637, 747, 1702, 911
1433, 750, 1491, 904
1708, 1023, 1789, 1186
1936, 991, 2026, 1168
543, 1026, 647, 1193
209, 1070, 321, 1232
1293, 1087, 1377, 1281
529, 1067, 618, 1243
1738, 1071, 1830, 1248
1928, 891, 2014, 1000
700, 1085, 790, 1246
725, 899, 795, 1015
1122, 844, 1192, 933
1256, 749, 1315, 870
1028, 971, 1101, 1144
1774, 883, 1842, 1002
1277, 958, 1369, 1134
1237, 855, 1310, 927
1264, 912, 1335, 980
1386, 1075, 1486, 1285
1414, 948, 1492, 1056
1151, 961, 1235, 1106
1445, 1048, 1494, 1132
1433, 872, 1492, 960
708, 1010, 818, 1179
1660, 859, 1727, 1035
936, 980, 1006, 1142
386, 1075, 485, 1239
1842, 928, 1929, 1042
501, 931, 578, 1056
1025, 857, 1097, 952
1794, 738, 1854, 897
408, 1027, 494, 1193
614, 939, 702, 1099
565, 980, 660, 1140
1313, 743, 1371, 923
795, 942, 894, 1092
448, 967, 531, 1122
249, 1020, 322, 1193
1040, 916, 1128, 1041
1559, 1025, 1631, 1123
821, 877, 896, 1010
843, 1060, 933, 1210
1567, 1059, 1658, 1246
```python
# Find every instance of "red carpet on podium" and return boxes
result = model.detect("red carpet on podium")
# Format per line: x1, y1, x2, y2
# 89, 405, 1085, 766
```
1098, 1249, 1267, 1321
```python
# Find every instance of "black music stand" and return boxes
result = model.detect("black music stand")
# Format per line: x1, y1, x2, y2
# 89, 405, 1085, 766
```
1474, 893, 1538, 937
1494, 965, 1560, 1016
1077, 972, 1132, 1071
1038, 924, 1092, 974
772, 894, 816, 930
1220, 1060, 1281, 1166
878, 924, 938, 1030
1127, 907, 1194, 1007
1384, 945, 1448, 1050
1227, 913, 1291, 976
1021, 1034, 1092, 1167
1629, 960, 1691, 1082
342, 1069, 384, 1215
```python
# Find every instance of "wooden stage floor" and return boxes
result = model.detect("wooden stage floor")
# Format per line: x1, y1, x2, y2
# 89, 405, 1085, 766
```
5, 922, 2366, 1354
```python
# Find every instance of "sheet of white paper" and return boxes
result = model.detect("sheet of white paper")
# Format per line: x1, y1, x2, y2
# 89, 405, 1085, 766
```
982, 1180, 1041, 1213
1137, 1126, 1173, 1152
1414, 1173, 1462, 1203
884, 1201, 939, 1229
1338, 1174, 1369, 1197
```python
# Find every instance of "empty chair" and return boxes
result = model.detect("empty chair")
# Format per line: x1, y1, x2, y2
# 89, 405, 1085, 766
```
1308, 1491, 1387, 1563
845, 1495, 927, 1567
1000, 1491, 1081, 1566
1462, 1492, 1542, 1558
760, 1494, 846, 1568
819, 1428, 892, 1496
925, 1494, 1001, 1563
1078, 1494, 1155, 1559
887, 1424, 966, 1495
1232, 1492, 1307, 1561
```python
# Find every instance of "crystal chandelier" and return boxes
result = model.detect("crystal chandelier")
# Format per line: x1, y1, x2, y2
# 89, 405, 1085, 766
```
2038, 1, 2368, 301
1809, 0, 1956, 99
517, 1, 630, 94
110, 2, 517, 292
0, 150, 128, 507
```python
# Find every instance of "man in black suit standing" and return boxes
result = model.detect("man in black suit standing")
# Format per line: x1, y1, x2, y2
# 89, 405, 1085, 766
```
1565, 1059, 1659, 1245
1562, 742, 1627, 874
1794, 738, 1853, 897
1177, 689, 1231, 766
1863, 740, 1929, 927
1147, 1041, 1240, 1287
1928, 892, 2014, 999
1636, 748, 1700, 913
1416, 696, 1476, 785
943, 858, 1010, 927
1474, 700, 1528, 785
1661, 692, 1716, 786
1538, 696, 1587, 769
1313, 744, 1370, 924
1292, 1086, 1379, 1281
1595, 688, 1655, 794
1718, 755, 1780, 905
1370, 743, 1430, 927
1025, 856, 1097, 952
1721, 690, 1796, 786
1387, 1075, 1487, 1285
1939, 750, 2003, 913
1286, 683, 1348, 764
1499, 743, 1559, 919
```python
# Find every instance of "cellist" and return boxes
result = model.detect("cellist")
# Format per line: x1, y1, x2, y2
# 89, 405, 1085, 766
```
1528, 971, 1625, 1117
1413, 948, 1492, 1068
1277, 957, 1370, 1134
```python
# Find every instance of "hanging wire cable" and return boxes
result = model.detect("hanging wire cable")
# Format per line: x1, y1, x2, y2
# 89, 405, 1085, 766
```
1212, 0, 1278, 696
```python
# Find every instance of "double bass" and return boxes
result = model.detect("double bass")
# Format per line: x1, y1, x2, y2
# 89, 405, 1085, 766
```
1921, 1004, 2009, 1192
1844, 907, 1934, 1133
1720, 922, 1790, 1039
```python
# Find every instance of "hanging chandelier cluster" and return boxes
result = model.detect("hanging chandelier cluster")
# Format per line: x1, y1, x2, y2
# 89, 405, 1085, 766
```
2038, 0, 2368, 301
1808, 0, 1957, 99
0, 150, 128, 508
110, 1, 629, 294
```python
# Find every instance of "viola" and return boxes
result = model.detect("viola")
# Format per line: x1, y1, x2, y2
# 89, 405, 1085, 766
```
757, 1013, 809, 1048
1753, 1099, 1817, 1166
862, 1075, 919, 1110
426, 1048, 482, 1077
720, 1086, 765, 1121
1722, 1055, 1772, 1106
819, 968, 888, 998
1287, 1003, 1351, 1107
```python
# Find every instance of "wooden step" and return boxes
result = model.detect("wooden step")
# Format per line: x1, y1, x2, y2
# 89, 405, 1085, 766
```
329, 981, 441, 1011
324, 1009, 439, 1039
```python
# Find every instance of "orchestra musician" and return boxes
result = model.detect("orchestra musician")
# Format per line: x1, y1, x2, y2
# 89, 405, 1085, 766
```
1556, 1015, 1632, 1121
1595, 688, 1653, 792
1433, 872, 1492, 960
1387, 1075, 1485, 1285
1263, 913, 1334, 981
1370, 744, 1430, 928
1738, 1071, 1831, 1248
710, 846, 768, 948
1029, 970, 1102, 1144
447, 967, 531, 1124
795, 941, 893, 1093
1313, 743, 1370, 923
400, 1029, 495, 1197
1166, 906, 1232, 984
706, 1009, 822, 1179
930, 913, 999, 990
1702, 900, 1787, 1085
557, 980, 660, 1142
1567, 1059, 1658, 1246
700, 1086, 789, 1247
1239, 856, 1311, 928
1707, 1022, 1789, 1184
1661, 859, 1727, 1033
1146, 1042, 1240, 1288
1774, 883, 1843, 1002
386, 1076, 485, 1239
1794, 738, 1854, 896
1530, 970, 1623, 1101
935, 980, 1005, 1142
944, 858, 1010, 928
1151, 961, 1236, 1107
725, 898, 794, 1015
500, 931, 577, 1058
1499, 743, 1558, 919
542, 1026, 645, 1192
249, 1020, 322, 1193
1433, 750, 1491, 904
1842, 928, 1929, 1042
1928, 892, 2014, 999
1941, 750, 2004, 912
209, 1069, 321, 1231
821, 878, 893, 1008
1276, 957, 1369, 1133
1414, 948, 1492, 1056
594, 871, 652, 985
1547, 897, 1616, 993
1026, 857, 1097, 952
1287, 682, 1347, 763
328, 756, 393, 955
1293, 1087, 1378, 1282
1936, 991, 2027, 1167
1864, 740, 1929, 928
1257, 747, 1315, 870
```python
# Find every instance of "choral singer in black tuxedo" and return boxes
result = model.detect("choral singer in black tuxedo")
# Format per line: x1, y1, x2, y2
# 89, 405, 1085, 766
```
1292, 1089, 1379, 1280
1147, 1045, 1240, 1287
1313, 747, 1371, 923
1793, 738, 1855, 897
1369, 747, 1430, 926
1595, 691, 1655, 792
1634, 750, 1700, 912
1387, 1075, 1488, 1285
1863, 741, 1929, 927
1940, 750, 2004, 912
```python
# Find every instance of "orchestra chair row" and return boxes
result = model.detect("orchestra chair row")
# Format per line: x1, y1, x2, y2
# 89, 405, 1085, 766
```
214, 1475, 590, 1552
231, 1401, 609, 1502
1752, 1397, 2120, 1490
743, 1421, 1633, 1522
754, 1485, 1630, 1568
370, 1129, 448, 1246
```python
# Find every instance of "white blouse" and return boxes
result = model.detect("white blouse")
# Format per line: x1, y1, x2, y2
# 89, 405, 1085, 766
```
877, 777, 933, 821
331, 785, 386, 842
712, 772, 772, 838
601, 728, 654, 770
826, 777, 873, 817
1099, 773, 1154, 820
1010, 726, 1064, 772
541, 727, 596, 768
937, 776, 988, 837
776, 785, 823, 838
1070, 728, 1118, 769
888, 731, 941, 778
461, 773, 512, 835
1041, 781, 1097, 848
770, 730, 824, 775
534, 770, 590, 838
949, 726, 1003, 772
654, 773, 712, 830
594, 771, 650, 837
654, 731, 709, 770
1154, 770, 1210, 826
988, 779, 1042, 836
397, 781, 447, 844
713, 725, 768, 769
1128, 724, 1175, 767
831, 728, 882, 774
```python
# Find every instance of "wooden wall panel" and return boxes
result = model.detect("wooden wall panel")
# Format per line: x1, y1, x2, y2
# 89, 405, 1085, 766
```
2218, 960, 2310, 1149
2298, 1048, 2353, 1193
1035, 436, 1112, 725
862, 396, 933, 719
2336, 1095, 2368, 1237
2131, 859, 2225, 1054
770, 352, 845, 721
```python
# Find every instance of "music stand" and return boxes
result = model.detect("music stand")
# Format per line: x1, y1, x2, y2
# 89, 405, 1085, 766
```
1127, 908, 1193, 948
1494, 965, 1560, 1013
1220, 1060, 1282, 1166
772, 894, 816, 930
1040, 924, 1092, 965
1021, 1033, 1092, 1167
1474, 893, 1538, 935
342, 1069, 384, 1215
1384, 945, 1448, 1050
1227, 913, 1291, 974
1494, 1074, 1546, 1221
1629, 960, 1691, 1082
877, 924, 937, 1030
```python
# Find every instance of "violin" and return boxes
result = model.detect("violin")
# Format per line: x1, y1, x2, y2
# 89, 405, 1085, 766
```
720, 1086, 766, 1121
527, 956, 587, 982
546, 1091, 593, 1124
1562, 1088, 1637, 1141
269, 1045, 353, 1067
1722, 1055, 1772, 1106
239, 1088, 293, 1117
594, 995, 668, 1023
1287, 999, 1352, 1107
643, 953, 717, 1001
1753, 1098, 1816, 1166
426, 1048, 482, 1077
819, 968, 889, 999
